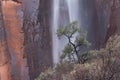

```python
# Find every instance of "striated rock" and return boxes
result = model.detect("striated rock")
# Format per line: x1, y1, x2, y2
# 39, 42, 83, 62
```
104, 0, 120, 42
22, 0, 53, 80
1, 0, 53, 80
80, 0, 100, 49
0, 0, 120, 80
38, 0, 53, 68
91, 0, 110, 48
94, 0, 120, 45
2, 1, 29, 80
0, 1, 11, 80
89, 0, 120, 47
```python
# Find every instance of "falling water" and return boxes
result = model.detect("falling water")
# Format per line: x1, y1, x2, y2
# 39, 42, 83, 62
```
52, 0, 81, 64
52, 0, 60, 64
66, 0, 80, 23
66, 0, 81, 43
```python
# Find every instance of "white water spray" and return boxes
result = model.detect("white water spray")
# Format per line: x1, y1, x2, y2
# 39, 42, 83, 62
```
52, 0, 60, 64
52, 0, 80, 64
66, 0, 80, 22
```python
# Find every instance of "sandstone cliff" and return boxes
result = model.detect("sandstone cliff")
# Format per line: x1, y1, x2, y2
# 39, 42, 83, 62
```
0, 1, 11, 80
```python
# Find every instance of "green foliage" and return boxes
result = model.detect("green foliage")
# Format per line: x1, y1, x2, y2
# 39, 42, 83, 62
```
61, 36, 120, 80
57, 21, 81, 38
60, 43, 73, 60
36, 35, 120, 80
57, 21, 90, 63
75, 34, 89, 47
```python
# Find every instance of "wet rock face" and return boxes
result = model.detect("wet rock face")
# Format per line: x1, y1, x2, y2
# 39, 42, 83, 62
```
98, 0, 120, 42
77, 0, 107, 48
93, 0, 110, 47
22, 0, 53, 80
1, 0, 120, 80
0, 0, 53, 80
80, 0, 98, 48
37, 0, 53, 71
87, 0, 120, 47
79, 0, 120, 48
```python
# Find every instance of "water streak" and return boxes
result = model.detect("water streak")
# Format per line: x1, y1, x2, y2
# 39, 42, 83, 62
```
52, 0, 80, 64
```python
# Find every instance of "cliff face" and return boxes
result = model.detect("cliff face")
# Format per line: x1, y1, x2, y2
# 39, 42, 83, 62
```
94, 0, 120, 43
1, 0, 53, 80
0, 2, 11, 80
0, 0, 120, 80
85, 0, 120, 47
2, 1, 29, 80
22, 0, 53, 80
38, 0, 53, 67
105, 0, 120, 41
94, 0, 112, 48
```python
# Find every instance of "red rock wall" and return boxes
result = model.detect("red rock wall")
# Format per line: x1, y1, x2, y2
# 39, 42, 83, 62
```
0, 0, 120, 80
2, 1, 29, 80
106, 0, 120, 41
1, 0, 53, 80
0, 1, 11, 80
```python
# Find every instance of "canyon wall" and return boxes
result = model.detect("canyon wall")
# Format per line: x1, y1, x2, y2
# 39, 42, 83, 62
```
1, 0, 53, 80
0, 0, 120, 80
95, 0, 120, 43
105, 0, 120, 42
0, 2, 11, 80
2, 1, 29, 80
22, 0, 53, 79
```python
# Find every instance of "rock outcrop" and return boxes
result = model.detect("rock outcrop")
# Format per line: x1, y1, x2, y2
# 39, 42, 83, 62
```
22, 0, 53, 79
1, 0, 53, 80
105, 0, 120, 42
0, 0, 120, 80
2, 1, 29, 80
0, 1, 11, 80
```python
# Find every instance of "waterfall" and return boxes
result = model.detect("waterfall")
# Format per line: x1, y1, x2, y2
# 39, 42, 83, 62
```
52, 0, 60, 64
66, 0, 80, 23
52, 0, 80, 64
66, 0, 81, 43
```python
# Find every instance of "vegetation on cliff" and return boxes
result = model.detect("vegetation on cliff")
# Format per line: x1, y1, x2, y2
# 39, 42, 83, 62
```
57, 21, 90, 63
35, 22, 120, 80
